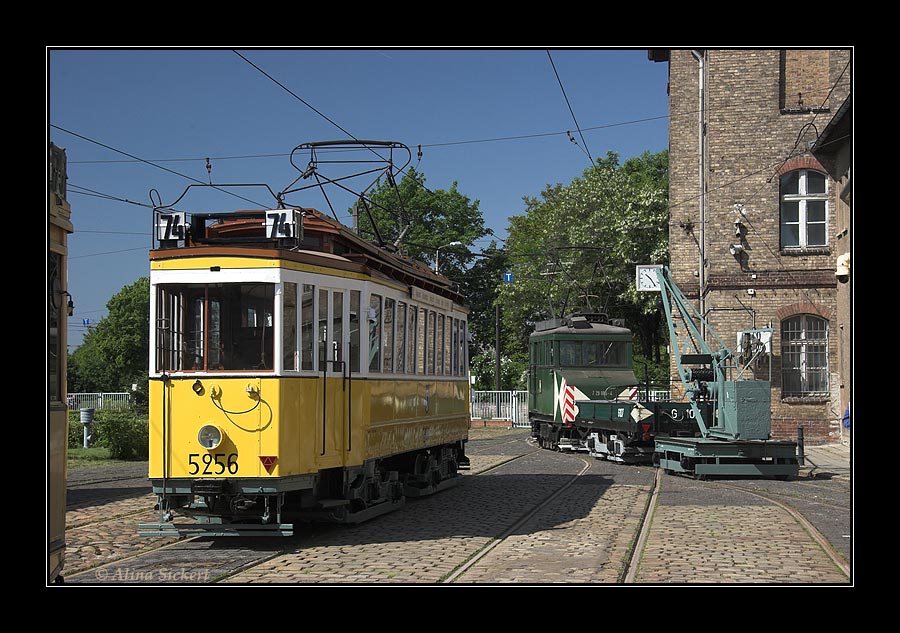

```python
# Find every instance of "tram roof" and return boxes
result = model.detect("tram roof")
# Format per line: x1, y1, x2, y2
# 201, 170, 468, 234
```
149, 208, 465, 305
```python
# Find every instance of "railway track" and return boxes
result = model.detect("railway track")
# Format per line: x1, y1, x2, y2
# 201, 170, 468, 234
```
59, 430, 850, 585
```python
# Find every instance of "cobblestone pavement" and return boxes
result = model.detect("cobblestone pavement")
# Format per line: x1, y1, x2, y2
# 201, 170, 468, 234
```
59, 427, 852, 586
65, 493, 178, 575
634, 472, 849, 584
454, 460, 654, 583
223, 449, 585, 583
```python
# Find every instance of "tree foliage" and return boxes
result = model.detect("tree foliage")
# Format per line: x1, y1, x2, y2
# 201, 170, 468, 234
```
357, 166, 489, 283
68, 277, 150, 393
498, 150, 670, 370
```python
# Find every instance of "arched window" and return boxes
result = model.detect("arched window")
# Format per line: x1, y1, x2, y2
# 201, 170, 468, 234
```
780, 169, 827, 249
781, 315, 828, 396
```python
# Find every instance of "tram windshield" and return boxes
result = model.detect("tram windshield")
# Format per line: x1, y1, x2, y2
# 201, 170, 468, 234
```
155, 283, 275, 372
559, 339, 627, 367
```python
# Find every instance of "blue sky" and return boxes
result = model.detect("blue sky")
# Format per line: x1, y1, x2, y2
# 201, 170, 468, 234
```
48, 47, 670, 348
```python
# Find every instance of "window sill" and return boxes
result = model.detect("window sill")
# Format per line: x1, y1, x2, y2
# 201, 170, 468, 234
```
780, 247, 830, 256
781, 395, 830, 404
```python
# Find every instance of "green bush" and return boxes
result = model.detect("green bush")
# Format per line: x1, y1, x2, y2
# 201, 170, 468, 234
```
67, 408, 148, 460
68, 415, 84, 448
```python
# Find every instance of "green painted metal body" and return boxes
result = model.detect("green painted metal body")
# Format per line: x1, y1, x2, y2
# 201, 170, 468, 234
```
652, 267, 798, 478
714, 379, 771, 440
528, 318, 637, 425
577, 400, 636, 426
655, 436, 799, 478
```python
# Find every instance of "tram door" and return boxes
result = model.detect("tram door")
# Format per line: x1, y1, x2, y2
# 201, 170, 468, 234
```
317, 288, 347, 463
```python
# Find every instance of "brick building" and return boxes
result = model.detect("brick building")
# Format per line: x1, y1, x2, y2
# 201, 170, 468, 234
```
648, 49, 852, 445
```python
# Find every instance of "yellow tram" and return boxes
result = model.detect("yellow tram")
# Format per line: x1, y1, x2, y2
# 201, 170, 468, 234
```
48, 142, 73, 582
140, 207, 471, 536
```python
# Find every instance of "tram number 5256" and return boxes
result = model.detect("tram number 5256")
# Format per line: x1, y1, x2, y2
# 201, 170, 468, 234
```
188, 453, 239, 475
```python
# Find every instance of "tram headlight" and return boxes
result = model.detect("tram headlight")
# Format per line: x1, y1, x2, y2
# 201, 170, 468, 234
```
198, 424, 224, 450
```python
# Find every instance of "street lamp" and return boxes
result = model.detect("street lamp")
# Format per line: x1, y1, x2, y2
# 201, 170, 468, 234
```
434, 241, 462, 274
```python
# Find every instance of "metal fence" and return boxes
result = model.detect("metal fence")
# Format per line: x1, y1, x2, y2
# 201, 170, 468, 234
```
470, 390, 530, 427
67, 392, 132, 411
470, 389, 673, 429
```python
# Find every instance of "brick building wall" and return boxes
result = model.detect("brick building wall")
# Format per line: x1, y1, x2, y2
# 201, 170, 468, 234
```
664, 49, 851, 445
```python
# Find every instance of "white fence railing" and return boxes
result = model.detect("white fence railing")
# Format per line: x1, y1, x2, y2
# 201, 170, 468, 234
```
470, 390, 530, 427
470, 389, 673, 429
67, 392, 132, 411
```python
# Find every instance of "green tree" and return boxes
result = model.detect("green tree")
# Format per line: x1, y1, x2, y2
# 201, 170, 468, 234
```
356, 167, 489, 282
68, 277, 150, 394
470, 347, 526, 391
498, 150, 670, 374
459, 242, 508, 351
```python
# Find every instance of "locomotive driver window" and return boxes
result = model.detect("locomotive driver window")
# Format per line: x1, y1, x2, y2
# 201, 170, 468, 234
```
560, 340, 581, 366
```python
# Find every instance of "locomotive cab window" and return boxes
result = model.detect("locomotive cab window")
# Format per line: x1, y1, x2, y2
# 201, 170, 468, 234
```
559, 340, 627, 367
155, 282, 275, 372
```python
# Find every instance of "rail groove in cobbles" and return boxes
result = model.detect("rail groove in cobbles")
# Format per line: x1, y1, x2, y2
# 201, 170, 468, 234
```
58, 429, 851, 586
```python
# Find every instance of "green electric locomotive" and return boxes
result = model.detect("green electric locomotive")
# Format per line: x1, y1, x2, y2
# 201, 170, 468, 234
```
528, 312, 700, 463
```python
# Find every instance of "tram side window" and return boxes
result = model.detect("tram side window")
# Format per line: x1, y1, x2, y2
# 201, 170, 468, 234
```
188, 295, 205, 369
417, 306, 427, 374
428, 311, 437, 374
458, 320, 467, 376
383, 298, 395, 373
445, 316, 453, 375
451, 318, 458, 376
350, 290, 360, 373
318, 289, 328, 367
396, 302, 407, 374
436, 314, 445, 375
333, 291, 344, 364
301, 284, 315, 370
407, 304, 417, 374
369, 294, 382, 372
283, 282, 298, 371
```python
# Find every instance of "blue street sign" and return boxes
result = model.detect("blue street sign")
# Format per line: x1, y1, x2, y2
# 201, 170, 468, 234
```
82, 319, 90, 326
503, 272, 514, 282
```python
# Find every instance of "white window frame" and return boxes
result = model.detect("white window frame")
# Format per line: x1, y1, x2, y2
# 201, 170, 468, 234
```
780, 169, 828, 249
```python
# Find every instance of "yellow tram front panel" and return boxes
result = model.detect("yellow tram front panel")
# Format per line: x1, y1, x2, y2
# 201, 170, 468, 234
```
150, 376, 469, 483
149, 375, 357, 480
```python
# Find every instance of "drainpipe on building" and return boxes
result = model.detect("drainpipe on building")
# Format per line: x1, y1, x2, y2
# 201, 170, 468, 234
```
692, 49, 706, 340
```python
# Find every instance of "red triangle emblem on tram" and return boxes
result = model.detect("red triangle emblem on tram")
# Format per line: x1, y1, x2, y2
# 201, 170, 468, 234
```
259, 456, 278, 474
642, 423, 651, 434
